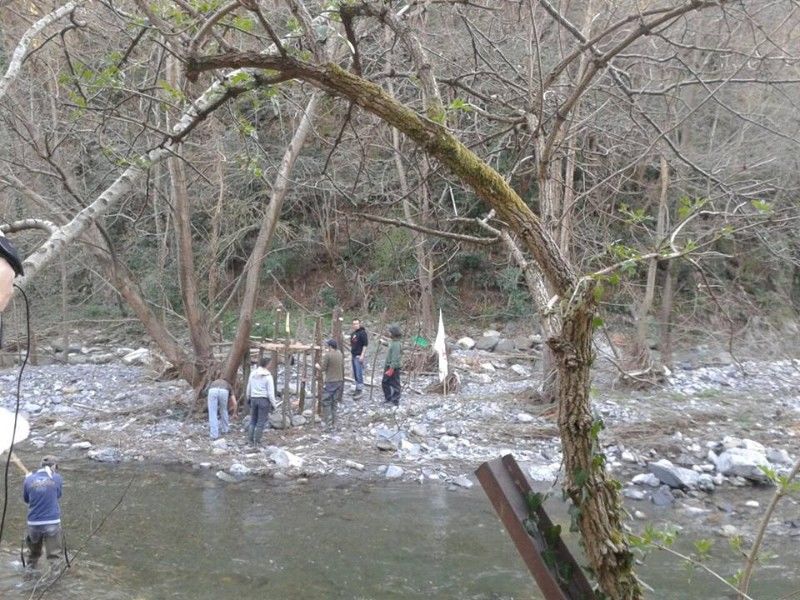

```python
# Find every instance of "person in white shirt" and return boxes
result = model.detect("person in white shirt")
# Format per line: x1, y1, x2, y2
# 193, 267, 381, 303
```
245, 357, 275, 446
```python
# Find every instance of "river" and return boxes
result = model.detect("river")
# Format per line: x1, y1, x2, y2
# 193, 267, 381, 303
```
0, 462, 795, 599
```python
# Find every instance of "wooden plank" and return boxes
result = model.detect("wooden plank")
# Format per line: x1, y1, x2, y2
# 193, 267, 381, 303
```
475, 455, 596, 600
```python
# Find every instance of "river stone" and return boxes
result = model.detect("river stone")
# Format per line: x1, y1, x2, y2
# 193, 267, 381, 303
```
714, 447, 770, 483
509, 364, 530, 377
767, 448, 792, 465
269, 413, 290, 429
23, 403, 42, 413
475, 336, 500, 352
229, 463, 251, 477
632, 473, 661, 487
719, 525, 740, 538
88, 447, 121, 463
648, 459, 700, 489
291, 415, 306, 427
516, 412, 535, 424
445, 422, 463, 436
122, 348, 151, 366
623, 488, 645, 500
697, 474, 715, 492
480, 362, 496, 373
211, 438, 228, 450
385, 464, 404, 479
745, 500, 760, 508
409, 423, 429, 438
452, 475, 474, 489
456, 337, 476, 350
70, 441, 92, 450
216, 470, 238, 483
494, 339, 517, 353
376, 426, 404, 450
345, 460, 365, 471
268, 448, 303, 469
651, 485, 675, 507
528, 463, 560, 482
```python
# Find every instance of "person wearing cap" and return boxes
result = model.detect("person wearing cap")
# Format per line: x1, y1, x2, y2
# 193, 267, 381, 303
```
23, 455, 64, 566
316, 339, 344, 429
382, 325, 403, 406
0, 230, 24, 311
246, 356, 275, 446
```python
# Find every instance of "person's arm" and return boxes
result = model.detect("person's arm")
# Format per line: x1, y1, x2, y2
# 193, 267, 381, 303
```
359, 331, 368, 361
23, 477, 30, 504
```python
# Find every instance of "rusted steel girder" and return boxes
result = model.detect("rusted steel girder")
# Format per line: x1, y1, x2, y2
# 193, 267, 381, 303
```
475, 454, 596, 600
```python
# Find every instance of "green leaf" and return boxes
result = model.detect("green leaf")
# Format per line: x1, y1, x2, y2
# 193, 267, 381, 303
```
447, 98, 472, 112
592, 316, 604, 329
751, 199, 772, 214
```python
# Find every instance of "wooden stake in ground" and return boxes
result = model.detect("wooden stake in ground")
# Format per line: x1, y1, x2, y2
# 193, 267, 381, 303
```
368, 308, 388, 403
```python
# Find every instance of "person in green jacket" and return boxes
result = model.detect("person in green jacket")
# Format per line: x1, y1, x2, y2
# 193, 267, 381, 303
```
317, 339, 344, 428
382, 325, 403, 406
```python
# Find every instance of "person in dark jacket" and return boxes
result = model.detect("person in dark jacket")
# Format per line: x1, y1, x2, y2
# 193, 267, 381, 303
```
382, 325, 403, 406
317, 339, 344, 428
23, 455, 64, 566
0, 230, 24, 311
349, 319, 368, 398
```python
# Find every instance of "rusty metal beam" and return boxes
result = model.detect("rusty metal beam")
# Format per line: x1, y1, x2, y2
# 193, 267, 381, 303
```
475, 455, 596, 600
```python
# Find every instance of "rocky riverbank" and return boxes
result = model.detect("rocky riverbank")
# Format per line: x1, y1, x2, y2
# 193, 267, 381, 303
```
2, 333, 800, 543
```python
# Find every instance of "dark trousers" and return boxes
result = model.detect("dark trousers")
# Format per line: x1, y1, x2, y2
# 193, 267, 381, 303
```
249, 397, 272, 444
26, 523, 62, 565
322, 381, 343, 426
381, 369, 401, 405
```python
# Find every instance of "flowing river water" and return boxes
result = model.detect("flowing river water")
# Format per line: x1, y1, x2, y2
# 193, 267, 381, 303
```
0, 461, 796, 599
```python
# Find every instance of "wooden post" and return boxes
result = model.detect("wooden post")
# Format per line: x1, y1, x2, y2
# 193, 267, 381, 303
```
30, 331, 37, 366
331, 306, 343, 349
369, 308, 388, 403
271, 307, 282, 382
298, 350, 308, 412
282, 332, 291, 429
309, 316, 322, 425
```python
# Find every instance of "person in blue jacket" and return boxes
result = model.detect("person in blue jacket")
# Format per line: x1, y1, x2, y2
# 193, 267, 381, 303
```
23, 455, 64, 566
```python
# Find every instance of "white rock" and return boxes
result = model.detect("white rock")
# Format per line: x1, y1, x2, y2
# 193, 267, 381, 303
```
456, 337, 476, 350
634, 510, 647, 520
741, 439, 766, 454
745, 500, 760, 508
344, 460, 365, 471
714, 448, 770, 483
648, 459, 700, 489
70, 441, 92, 450
268, 448, 304, 469
211, 438, 228, 449
480, 363, 496, 373
516, 412, 535, 424
216, 471, 238, 483
509, 364, 530, 377
528, 463, 560, 481
632, 473, 661, 488
621, 450, 637, 463
766, 448, 792, 465
482, 330, 501, 337
452, 475, 474, 489
229, 463, 251, 477
122, 348, 151, 366
719, 525, 740, 538
385, 464, 404, 479
623, 488, 645, 500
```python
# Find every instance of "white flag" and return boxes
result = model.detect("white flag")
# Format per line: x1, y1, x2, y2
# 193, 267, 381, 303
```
0, 406, 30, 455
433, 309, 448, 384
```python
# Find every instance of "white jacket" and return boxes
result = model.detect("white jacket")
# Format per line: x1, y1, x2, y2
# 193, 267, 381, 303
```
246, 367, 275, 404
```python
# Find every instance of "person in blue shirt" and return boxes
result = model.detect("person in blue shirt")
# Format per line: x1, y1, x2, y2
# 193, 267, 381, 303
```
23, 455, 64, 566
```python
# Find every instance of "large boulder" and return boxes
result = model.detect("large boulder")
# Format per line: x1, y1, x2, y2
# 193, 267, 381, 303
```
714, 448, 771, 483
475, 335, 500, 352
648, 459, 700, 489
267, 447, 303, 469
494, 339, 517, 353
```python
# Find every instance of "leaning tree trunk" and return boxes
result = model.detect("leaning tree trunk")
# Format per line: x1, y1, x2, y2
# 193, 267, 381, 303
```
552, 297, 639, 599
